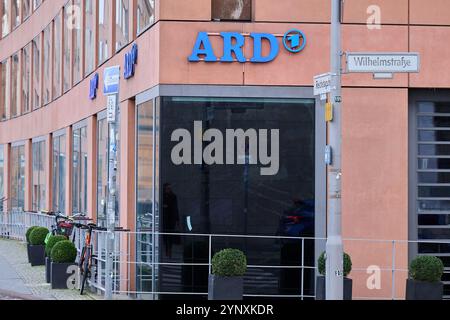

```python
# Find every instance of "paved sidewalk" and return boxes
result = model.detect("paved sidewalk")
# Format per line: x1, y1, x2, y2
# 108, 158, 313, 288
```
0, 238, 100, 300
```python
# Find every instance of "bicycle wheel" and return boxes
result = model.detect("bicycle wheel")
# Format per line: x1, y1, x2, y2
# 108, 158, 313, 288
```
80, 247, 91, 295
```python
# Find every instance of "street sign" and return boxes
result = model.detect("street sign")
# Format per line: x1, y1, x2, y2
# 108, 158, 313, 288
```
107, 95, 117, 123
346, 52, 420, 73
314, 72, 333, 96
103, 66, 120, 95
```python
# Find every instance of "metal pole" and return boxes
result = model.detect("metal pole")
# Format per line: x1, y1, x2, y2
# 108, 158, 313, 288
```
105, 92, 119, 300
325, 0, 344, 300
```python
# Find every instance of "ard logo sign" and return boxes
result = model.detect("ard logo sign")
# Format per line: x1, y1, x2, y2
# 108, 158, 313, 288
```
188, 29, 307, 63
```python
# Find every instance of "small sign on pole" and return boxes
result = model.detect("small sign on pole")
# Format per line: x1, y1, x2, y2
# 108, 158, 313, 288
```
314, 72, 333, 99
107, 95, 117, 123
346, 52, 420, 73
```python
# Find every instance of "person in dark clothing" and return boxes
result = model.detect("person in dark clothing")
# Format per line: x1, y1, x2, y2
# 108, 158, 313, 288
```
163, 183, 179, 258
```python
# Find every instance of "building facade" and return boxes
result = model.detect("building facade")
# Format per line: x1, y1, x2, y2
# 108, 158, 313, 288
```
0, 0, 449, 299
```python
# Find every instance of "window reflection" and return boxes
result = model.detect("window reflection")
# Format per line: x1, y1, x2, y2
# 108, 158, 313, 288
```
1, 0, 10, 38
85, 0, 95, 75
52, 134, 66, 212
32, 35, 41, 109
22, 44, 31, 113
115, 0, 129, 51
72, 126, 88, 214
97, 117, 108, 225
98, 0, 110, 65
137, 0, 155, 34
10, 145, 25, 210
43, 24, 52, 105
32, 140, 46, 211
0, 147, 4, 211
53, 12, 62, 99
11, 54, 19, 117
63, 4, 71, 93
0, 60, 8, 120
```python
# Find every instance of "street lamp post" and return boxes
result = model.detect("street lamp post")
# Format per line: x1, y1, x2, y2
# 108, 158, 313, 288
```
325, 0, 344, 300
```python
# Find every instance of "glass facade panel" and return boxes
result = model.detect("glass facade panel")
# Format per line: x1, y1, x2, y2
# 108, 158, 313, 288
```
33, 0, 41, 10
32, 35, 41, 109
0, 59, 8, 120
97, 117, 108, 225
32, 140, 46, 211
72, 126, 87, 214
53, 12, 62, 100
52, 134, 66, 212
98, 0, 110, 65
73, 0, 82, 84
22, 44, 31, 113
137, 0, 155, 34
12, 0, 20, 29
115, 0, 129, 51
22, 0, 31, 20
11, 53, 19, 117
136, 100, 154, 294
10, 145, 25, 210
141, 97, 317, 298
63, 4, 71, 93
212, 0, 252, 21
43, 24, 52, 105
84, 0, 95, 75
1, 0, 9, 38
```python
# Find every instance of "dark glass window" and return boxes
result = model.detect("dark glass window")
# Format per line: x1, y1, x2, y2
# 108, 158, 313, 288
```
212, 0, 251, 21
158, 97, 315, 298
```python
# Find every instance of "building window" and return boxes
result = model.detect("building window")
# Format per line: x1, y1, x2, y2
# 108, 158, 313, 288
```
0, 59, 8, 120
43, 24, 52, 105
33, 0, 41, 10
10, 144, 25, 210
22, 44, 31, 113
53, 12, 62, 100
211, 0, 251, 21
23, 0, 31, 20
97, 117, 108, 225
32, 140, 46, 211
115, 0, 129, 51
85, 0, 95, 75
413, 99, 450, 297
32, 35, 41, 110
63, 4, 72, 93
0, 146, 4, 211
52, 134, 66, 212
11, 53, 19, 118
136, 0, 154, 35
73, 0, 82, 85
72, 126, 87, 214
136, 100, 155, 292
1, 0, 10, 38
98, 0, 110, 65
12, 0, 20, 29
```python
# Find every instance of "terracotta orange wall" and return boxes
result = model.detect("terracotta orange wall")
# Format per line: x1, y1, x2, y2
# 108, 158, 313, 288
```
410, 0, 450, 25
342, 88, 409, 298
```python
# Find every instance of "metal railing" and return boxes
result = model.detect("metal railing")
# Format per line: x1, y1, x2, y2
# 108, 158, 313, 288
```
2, 210, 450, 300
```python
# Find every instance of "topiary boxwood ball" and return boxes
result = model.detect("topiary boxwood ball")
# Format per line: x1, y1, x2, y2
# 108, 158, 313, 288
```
409, 255, 444, 283
51, 240, 77, 264
45, 235, 67, 257
29, 227, 50, 246
318, 251, 352, 277
26, 226, 39, 244
212, 248, 247, 277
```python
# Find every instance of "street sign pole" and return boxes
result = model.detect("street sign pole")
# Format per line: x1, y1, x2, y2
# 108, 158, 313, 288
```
104, 66, 121, 300
326, 0, 344, 300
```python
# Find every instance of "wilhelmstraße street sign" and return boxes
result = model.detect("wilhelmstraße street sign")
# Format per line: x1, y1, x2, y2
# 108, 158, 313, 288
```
346, 52, 420, 73
314, 72, 334, 98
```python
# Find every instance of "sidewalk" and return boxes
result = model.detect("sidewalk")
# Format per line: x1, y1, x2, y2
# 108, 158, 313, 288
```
0, 238, 99, 300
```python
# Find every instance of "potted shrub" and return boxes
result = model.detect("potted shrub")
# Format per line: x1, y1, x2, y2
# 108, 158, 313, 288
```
25, 226, 39, 263
45, 235, 67, 283
50, 240, 78, 290
28, 227, 49, 266
208, 248, 247, 300
406, 255, 444, 300
316, 251, 353, 300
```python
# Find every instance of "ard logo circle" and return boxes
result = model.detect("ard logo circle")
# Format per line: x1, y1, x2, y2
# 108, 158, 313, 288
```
283, 29, 307, 53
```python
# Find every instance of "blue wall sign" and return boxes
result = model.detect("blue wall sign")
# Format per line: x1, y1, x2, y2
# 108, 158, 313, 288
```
188, 29, 306, 63
124, 44, 138, 79
89, 73, 99, 100
103, 66, 120, 95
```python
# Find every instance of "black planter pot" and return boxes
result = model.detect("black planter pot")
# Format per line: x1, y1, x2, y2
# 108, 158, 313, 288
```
51, 262, 77, 290
316, 275, 353, 300
26, 244, 31, 263
28, 245, 46, 266
208, 275, 243, 301
45, 257, 51, 283
406, 279, 443, 300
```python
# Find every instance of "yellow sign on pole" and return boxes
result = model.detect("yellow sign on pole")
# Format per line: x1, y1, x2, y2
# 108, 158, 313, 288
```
325, 102, 333, 122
